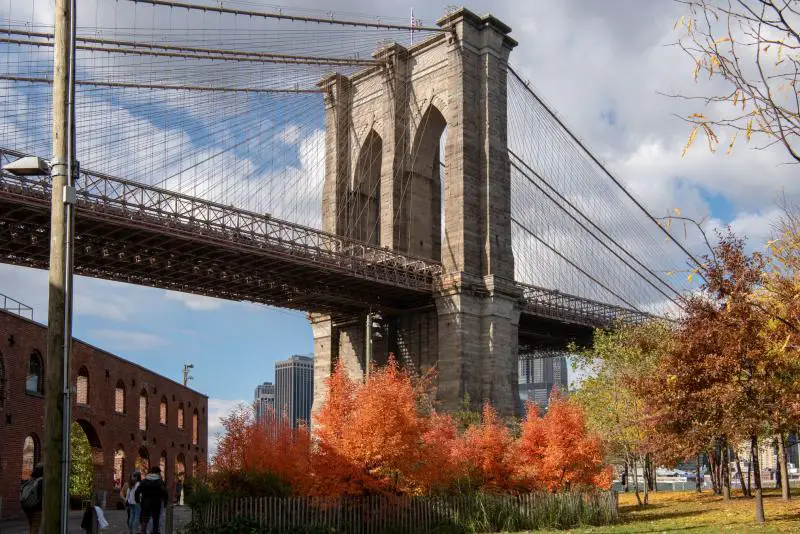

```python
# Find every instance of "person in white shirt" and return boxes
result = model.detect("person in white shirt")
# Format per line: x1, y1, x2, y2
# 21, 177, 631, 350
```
126, 472, 142, 534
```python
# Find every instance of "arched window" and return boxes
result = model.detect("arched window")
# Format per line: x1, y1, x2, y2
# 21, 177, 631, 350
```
113, 446, 125, 489
159, 451, 168, 481
136, 447, 150, 473
0, 352, 6, 409
26, 352, 43, 394
115, 380, 126, 414
21, 434, 40, 479
175, 453, 186, 482
177, 403, 184, 429
192, 409, 199, 445
76, 366, 90, 405
139, 390, 148, 431
159, 396, 168, 425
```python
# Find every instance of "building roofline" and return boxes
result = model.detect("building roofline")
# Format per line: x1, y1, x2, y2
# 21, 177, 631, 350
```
0, 308, 209, 399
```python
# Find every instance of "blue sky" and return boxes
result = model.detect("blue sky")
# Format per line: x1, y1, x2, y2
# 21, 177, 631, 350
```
2, 0, 799, 449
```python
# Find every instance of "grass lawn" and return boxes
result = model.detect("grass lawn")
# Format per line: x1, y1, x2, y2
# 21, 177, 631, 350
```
556, 489, 800, 533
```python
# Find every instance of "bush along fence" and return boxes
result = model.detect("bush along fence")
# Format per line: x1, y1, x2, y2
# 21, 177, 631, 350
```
188, 492, 618, 533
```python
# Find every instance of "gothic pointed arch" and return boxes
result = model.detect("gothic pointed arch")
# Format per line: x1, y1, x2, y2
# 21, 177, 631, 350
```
405, 103, 447, 260
349, 128, 382, 245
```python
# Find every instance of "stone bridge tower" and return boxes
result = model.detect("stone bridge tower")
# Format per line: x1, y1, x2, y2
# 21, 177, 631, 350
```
311, 8, 522, 416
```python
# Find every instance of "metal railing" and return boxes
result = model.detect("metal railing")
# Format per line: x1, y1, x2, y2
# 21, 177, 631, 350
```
519, 283, 653, 329
0, 291, 33, 320
0, 146, 656, 325
0, 147, 442, 293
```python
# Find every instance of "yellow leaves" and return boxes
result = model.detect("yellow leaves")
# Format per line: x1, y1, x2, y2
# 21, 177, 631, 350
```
714, 37, 732, 45
726, 132, 738, 155
674, 15, 685, 30
746, 119, 753, 141
673, 207, 682, 216
667, 271, 674, 276
683, 126, 700, 157
693, 59, 703, 81
687, 273, 694, 283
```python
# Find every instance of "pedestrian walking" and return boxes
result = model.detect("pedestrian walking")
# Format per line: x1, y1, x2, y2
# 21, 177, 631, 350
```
135, 466, 168, 534
19, 464, 43, 534
126, 472, 142, 534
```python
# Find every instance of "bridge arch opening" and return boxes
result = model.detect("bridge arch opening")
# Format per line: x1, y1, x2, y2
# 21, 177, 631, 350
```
72, 419, 103, 503
350, 129, 382, 245
408, 104, 447, 260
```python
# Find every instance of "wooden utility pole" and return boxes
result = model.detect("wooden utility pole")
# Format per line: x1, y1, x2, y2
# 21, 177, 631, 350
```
44, 0, 76, 532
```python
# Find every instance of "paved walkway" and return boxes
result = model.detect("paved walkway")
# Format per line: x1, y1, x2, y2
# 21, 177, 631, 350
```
0, 507, 192, 534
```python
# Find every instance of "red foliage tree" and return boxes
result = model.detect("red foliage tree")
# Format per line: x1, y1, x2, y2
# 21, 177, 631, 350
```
311, 357, 431, 496
453, 403, 516, 493
212, 403, 311, 493
514, 394, 612, 492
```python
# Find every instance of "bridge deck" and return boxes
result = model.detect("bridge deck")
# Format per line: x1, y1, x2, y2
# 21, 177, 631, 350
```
0, 148, 652, 329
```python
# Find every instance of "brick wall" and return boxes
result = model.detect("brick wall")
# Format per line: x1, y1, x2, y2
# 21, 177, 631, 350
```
0, 310, 208, 520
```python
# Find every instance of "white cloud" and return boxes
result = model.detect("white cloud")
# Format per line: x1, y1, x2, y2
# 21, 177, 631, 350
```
164, 291, 225, 312
88, 329, 168, 351
206, 398, 248, 458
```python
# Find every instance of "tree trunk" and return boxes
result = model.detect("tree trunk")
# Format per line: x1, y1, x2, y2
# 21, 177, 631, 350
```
709, 447, 721, 495
643, 455, 650, 505
746, 448, 752, 496
751, 435, 765, 523
650, 454, 658, 492
632, 456, 643, 506
623, 460, 629, 492
778, 433, 791, 501
722, 438, 731, 502
696, 454, 702, 493
734, 447, 749, 497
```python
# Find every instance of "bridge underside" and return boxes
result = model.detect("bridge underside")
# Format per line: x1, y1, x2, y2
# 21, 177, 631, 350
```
518, 313, 593, 353
0, 190, 432, 315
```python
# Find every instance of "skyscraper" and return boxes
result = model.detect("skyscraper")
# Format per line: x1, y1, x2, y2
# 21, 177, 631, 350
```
275, 355, 313, 428
518, 354, 568, 413
254, 381, 275, 423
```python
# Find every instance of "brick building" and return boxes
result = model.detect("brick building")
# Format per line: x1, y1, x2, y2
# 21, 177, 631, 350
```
0, 308, 208, 520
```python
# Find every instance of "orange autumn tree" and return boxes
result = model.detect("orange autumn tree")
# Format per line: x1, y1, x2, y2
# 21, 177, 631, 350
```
514, 394, 612, 492
453, 403, 516, 493
212, 403, 311, 493
311, 357, 433, 496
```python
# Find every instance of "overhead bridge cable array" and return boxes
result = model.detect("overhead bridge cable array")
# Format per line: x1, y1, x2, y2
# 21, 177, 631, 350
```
0, 0, 703, 319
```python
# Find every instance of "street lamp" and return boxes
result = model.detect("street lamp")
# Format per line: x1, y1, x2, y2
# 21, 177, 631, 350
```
2, 156, 50, 175
183, 363, 194, 387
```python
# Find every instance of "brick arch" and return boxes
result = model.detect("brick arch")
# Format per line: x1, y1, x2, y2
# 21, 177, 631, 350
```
74, 418, 104, 492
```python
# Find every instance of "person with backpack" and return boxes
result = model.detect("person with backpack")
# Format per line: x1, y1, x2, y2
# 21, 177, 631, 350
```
126, 472, 142, 534
135, 466, 168, 534
20, 464, 43, 534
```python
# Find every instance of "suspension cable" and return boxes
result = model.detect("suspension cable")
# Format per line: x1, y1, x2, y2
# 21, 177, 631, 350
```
126, 0, 447, 32
508, 66, 703, 269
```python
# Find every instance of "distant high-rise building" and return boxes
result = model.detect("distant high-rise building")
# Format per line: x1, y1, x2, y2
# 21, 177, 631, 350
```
254, 381, 275, 422
518, 355, 568, 413
275, 355, 313, 428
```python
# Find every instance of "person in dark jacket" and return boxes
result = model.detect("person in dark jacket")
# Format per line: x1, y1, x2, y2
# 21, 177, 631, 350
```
20, 464, 43, 534
135, 466, 168, 534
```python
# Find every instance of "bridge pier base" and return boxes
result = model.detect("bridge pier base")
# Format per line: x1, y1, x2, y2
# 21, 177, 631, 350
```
436, 275, 521, 416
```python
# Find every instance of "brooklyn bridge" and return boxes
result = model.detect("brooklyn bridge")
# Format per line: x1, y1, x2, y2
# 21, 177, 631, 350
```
0, 1, 697, 415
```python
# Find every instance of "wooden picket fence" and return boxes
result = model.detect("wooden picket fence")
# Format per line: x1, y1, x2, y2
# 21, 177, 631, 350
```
191, 491, 618, 533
